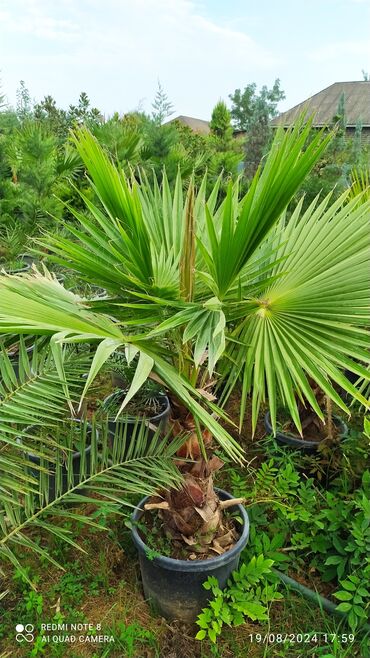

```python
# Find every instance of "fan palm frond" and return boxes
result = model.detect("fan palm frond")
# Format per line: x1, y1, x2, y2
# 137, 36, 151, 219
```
349, 167, 370, 202
222, 189, 370, 433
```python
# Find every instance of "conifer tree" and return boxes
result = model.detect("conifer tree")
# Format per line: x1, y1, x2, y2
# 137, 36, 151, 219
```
210, 100, 232, 139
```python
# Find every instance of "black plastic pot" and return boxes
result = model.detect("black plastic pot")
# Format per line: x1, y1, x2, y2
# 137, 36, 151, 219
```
264, 411, 348, 454
344, 369, 361, 385
104, 393, 171, 439
131, 488, 249, 622
21, 421, 93, 502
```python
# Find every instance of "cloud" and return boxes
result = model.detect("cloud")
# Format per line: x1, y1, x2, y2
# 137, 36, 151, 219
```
0, 0, 280, 116
0, 0, 79, 40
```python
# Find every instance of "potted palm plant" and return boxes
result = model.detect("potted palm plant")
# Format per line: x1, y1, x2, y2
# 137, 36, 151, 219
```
264, 391, 349, 454
100, 353, 171, 436
0, 119, 369, 619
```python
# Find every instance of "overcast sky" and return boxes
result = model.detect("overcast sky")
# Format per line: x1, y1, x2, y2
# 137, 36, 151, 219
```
1, 0, 369, 119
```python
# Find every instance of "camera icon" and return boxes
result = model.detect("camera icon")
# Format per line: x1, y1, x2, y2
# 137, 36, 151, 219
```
15, 623, 35, 643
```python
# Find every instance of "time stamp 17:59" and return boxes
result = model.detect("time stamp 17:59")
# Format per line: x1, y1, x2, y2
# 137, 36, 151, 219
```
247, 633, 355, 644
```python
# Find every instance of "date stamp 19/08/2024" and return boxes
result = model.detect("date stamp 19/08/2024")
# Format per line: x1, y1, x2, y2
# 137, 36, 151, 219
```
247, 632, 355, 645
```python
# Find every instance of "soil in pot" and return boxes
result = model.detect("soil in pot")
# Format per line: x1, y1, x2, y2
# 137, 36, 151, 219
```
81, 371, 168, 420
265, 381, 349, 453
138, 500, 241, 561
102, 387, 169, 420
131, 489, 249, 622
80, 371, 170, 453
265, 410, 348, 454
280, 412, 340, 443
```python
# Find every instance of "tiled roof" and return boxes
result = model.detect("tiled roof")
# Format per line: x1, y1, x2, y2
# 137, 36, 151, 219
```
271, 82, 370, 127
167, 115, 210, 134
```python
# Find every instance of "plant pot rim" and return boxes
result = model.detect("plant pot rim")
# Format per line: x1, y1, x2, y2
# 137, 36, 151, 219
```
131, 487, 249, 573
103, 391, 170, 423
264, 411, 348, 447
87, 287, 109, 300
1, 261, 31, 274
7, 342, 35, 358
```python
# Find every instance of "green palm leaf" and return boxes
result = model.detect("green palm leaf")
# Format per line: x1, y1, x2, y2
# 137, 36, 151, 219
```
0, 419, 184, 587
0, 340, 96, 507
0, 273, 245, 462
0, 339, 92, 444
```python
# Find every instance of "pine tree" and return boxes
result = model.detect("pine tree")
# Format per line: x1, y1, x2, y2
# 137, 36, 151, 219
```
152, 81, 174, 125
209, 100, 232, 139
16, 81, 32, 122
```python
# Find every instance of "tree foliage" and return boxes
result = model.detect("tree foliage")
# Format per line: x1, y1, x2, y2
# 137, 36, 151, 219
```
151, 81, 174, 125
229, 79, 286, 177
229, 79, 285, 132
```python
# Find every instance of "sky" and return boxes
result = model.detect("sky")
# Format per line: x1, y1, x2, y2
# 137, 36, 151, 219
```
0, 0, 369, 120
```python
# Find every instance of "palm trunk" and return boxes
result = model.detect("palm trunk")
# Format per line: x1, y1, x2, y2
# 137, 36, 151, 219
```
144, 399, 242, 557
325, 394, 334, 441
145, 462, 243, 557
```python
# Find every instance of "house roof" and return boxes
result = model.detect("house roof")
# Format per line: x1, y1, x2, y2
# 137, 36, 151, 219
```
271, 81, 370, 128
167, 115, 211, 135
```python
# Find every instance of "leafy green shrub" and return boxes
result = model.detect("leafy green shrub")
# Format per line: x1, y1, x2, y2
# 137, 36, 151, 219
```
195, 555, 282, 643
333, 570, 370, 632
223, 451, 369, 632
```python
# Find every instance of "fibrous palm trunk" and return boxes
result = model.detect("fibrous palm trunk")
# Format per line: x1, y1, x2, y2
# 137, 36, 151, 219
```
144, 401, 243, 558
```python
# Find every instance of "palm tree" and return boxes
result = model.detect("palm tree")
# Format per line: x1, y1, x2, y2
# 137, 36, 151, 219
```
0, 118, 369, 557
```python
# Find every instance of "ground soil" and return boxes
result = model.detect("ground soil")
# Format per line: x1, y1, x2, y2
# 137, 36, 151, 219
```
0, 514, 352, 658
